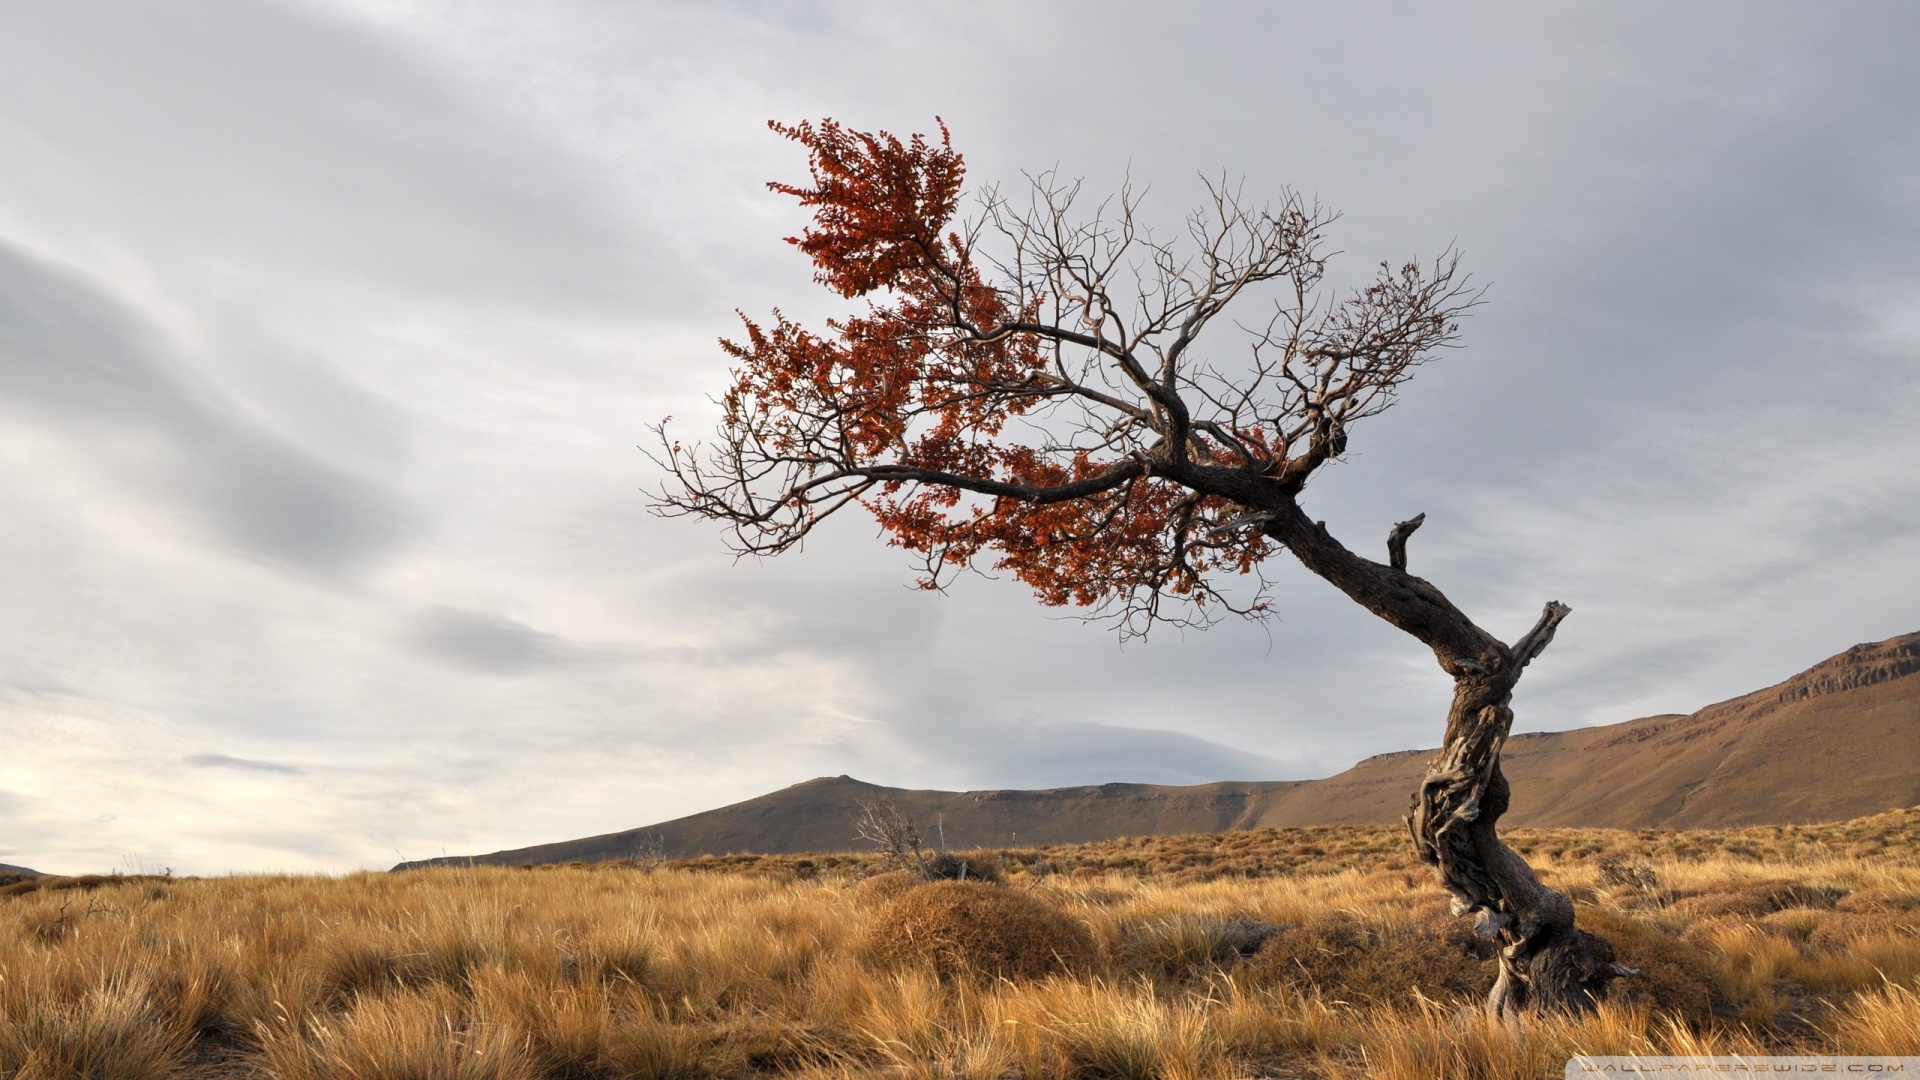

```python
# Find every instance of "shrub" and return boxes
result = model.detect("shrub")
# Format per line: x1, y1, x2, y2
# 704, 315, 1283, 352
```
1837, 888, 1920, 914
848, 869, 922, 905
1824, 982, 1920, 1055
1247, 909, 1493, 1005
1677, 880, 1843, 919
1122, 917, 1284, 981
1576, 907, 1722, 1023
864, 881, 1096, 980
925, 852, 1001, 883
1597, 856, 1660, 890
0, 874, 174, 900
1808, 911, 1919, 950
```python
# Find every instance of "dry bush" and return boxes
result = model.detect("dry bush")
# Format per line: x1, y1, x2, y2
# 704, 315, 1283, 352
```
988, 977, 1230, 1079
1808, 910, 1919, 949
923, 852, 1000, 883
1317, 997, 1776, 1080
1576, 906, 1722, 1023
0, 979, 193, 1080
1757, 906, 1830, 944
1676, 879, 1845, 919
0, 873, 171, 900
255, 985, 535, 1080
1121, 916, 1283, 981
1597, 856, 1660, 891
847, 869, 922, 906
864, 881, 1096, 981
1246, 907, 1494, 1005
1837, 887, 1920, 914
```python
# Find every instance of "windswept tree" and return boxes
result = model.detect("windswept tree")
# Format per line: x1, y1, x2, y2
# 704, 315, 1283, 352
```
655, 120, 1635, 1015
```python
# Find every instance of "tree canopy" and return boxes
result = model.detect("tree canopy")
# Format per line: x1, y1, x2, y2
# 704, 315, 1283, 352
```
656, 119, 1474, 634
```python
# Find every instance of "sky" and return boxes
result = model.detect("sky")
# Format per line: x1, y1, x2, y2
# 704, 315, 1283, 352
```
1, 2, 1916, 875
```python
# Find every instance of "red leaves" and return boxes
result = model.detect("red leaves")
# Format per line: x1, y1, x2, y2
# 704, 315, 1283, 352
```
769, 119, 965, 298
703, 119, 1272, 624
721, 120, 1039, 465
868, 463, 1267, 610
660, 116, 1478, 633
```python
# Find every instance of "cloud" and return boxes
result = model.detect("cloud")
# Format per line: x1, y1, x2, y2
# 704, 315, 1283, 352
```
0, 0, 659, 311
409, 607, 581, 676
183, 754, 304, 775
0, 241, 413, 574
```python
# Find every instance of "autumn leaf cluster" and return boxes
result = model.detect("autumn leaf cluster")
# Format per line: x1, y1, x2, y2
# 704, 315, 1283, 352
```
710, 120, 1273, 614
660, 118, 1470, 630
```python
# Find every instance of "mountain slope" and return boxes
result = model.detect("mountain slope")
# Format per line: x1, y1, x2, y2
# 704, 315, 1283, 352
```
1254, 631, 1920, 829
398, 631, 1920, 867
405, 775, 1317, 865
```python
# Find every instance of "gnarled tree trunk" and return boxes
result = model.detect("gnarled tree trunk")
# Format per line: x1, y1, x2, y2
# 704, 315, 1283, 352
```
1410, 639, 1636, 1017
1255, 501, 1633, 1017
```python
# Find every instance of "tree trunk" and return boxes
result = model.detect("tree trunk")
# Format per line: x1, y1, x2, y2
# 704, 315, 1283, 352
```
1408, 664, 1635, 1018
1252, 500, 1632, 1015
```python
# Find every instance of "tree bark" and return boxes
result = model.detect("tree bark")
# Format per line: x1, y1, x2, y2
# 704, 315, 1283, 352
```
1243, 494, 1631, 1016
1410, 657, 1635, 1017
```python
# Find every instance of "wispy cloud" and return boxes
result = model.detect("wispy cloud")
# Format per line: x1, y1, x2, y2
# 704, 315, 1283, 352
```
183, 754, 305, 776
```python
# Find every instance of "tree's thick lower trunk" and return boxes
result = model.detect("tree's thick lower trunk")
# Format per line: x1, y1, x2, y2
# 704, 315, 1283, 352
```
1255, 502, 1629, 1015
1409, 672, 1633, 1017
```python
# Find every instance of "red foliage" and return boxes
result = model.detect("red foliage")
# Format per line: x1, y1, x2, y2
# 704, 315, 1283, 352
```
767, 119, 966, 299
711, 119, 1270, 617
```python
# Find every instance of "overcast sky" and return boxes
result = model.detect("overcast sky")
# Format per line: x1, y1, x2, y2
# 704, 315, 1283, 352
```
2, 1, 1916, 874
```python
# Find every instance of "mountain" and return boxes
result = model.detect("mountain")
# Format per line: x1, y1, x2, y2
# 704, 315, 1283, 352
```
0, 863, 43, 878
398, 775, 1317, 868
396, 631, 1920, 868
1252, 630, 1920, 829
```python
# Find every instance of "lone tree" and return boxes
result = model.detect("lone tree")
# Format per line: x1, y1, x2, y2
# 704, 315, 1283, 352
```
655, 120, 1634, 1016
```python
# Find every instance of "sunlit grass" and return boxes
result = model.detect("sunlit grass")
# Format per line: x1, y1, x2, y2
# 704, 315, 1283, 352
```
3, 811, 1918, 1077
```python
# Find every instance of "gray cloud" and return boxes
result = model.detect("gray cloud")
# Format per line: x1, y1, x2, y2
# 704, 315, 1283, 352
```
0, 241, 412, 574
0, 0, 659, 312
183, 754, 304, 775
409, 607, 580, 676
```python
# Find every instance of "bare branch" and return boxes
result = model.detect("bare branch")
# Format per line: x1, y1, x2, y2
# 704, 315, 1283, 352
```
852, 798, 930, 879
1387, 512, 1426, 573
1511, 601, 1572, 670
1206, 507, 1277, 542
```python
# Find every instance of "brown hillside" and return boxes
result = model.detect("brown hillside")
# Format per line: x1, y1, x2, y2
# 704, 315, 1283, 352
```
1257, 630, 1920, 829
398, 631, 1920, 867
401, 775, 1316, 866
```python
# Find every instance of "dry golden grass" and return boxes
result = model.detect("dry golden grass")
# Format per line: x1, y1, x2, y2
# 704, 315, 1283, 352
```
863, 881, 1096, 981
5, 810, 1920, 1078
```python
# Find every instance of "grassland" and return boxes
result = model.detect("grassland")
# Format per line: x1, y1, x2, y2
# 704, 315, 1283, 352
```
6, 810, 1920, 1079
